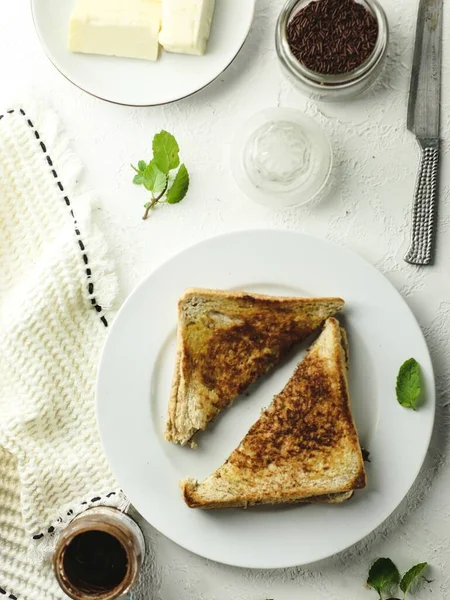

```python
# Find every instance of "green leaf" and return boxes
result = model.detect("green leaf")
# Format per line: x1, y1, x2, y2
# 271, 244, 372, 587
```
138, 160, 147, 172
133, 174, 144, 185
166, 164, 189, 204
152, 130, 180, 174
396, 358, 422, 410
143, 161, 167, 194
368, 558, 400, 599
153, 170, 168, 196
400, 563, 428, 598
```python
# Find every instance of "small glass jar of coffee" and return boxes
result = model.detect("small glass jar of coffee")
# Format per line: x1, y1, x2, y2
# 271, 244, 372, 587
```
53, 507, 145, 600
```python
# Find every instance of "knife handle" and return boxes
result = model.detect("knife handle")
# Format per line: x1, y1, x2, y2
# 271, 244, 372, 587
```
404, 140, 440, 266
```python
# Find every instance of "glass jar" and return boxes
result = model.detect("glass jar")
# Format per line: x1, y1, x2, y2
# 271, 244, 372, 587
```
53, 507, 145, 600
275, 0, 389, 102
231, 108, 333, 208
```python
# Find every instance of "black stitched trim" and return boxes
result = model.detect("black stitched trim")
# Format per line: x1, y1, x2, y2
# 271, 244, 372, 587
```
29, 491, 120, 541
0, 108, 110, 329
0, 585, 18, 599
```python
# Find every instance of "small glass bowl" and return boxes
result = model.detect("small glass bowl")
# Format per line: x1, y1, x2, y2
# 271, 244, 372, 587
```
276, 0, 389, 102
231, 107, 333, 208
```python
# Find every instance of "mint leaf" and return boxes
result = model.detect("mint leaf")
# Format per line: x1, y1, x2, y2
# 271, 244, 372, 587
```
166, 164, 189, 204
131, 162, 147, 185
400, 563, 428, 598
152, 170, 168, 196
153, 130, 180, 174
368, 558, 400, 599
143, 161, 167, 194
396, 358, 422, 410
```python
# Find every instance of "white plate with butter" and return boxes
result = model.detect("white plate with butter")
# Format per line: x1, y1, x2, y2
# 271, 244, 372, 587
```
97, 230, 435, 569
31, 0, 256, 106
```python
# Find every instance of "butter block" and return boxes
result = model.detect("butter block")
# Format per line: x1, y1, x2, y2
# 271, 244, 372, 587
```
159, 0, 216, 56
69, 0, 162, 61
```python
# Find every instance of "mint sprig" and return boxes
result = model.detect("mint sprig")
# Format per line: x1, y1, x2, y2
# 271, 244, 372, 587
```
131, 130, 189, 219
367, 558, 429, 599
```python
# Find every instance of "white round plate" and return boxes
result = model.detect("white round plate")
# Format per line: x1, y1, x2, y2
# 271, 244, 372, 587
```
31, 0, 256, 106
97, 230, 435, 569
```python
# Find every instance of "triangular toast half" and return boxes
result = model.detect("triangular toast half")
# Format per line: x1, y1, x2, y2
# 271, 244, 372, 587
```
166, 289, 345, 446
181, 317, 366, 508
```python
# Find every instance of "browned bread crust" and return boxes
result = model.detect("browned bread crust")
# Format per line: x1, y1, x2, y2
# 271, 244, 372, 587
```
166, 289, 345, 446
182, 482, 354, 508
181, 318, 366, 508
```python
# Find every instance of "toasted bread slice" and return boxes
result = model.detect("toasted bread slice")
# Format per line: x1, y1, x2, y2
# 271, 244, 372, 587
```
181, 318, 366, 508
166, 289, 344, 446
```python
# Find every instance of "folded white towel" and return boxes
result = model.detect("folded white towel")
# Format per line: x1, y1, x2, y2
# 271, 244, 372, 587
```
0, 105, 128, 600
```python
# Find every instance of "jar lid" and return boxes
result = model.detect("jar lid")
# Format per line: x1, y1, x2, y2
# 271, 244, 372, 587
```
231, 108, 333, 208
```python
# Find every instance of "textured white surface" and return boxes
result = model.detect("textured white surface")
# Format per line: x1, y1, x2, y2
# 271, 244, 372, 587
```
1, 0, 450, 599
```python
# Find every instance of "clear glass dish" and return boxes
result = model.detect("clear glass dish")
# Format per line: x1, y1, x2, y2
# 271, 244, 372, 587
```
275, 0, 389, 102
231, 108, 333, 208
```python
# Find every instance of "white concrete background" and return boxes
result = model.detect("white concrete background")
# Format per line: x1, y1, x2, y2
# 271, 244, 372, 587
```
2, 1, 450, 599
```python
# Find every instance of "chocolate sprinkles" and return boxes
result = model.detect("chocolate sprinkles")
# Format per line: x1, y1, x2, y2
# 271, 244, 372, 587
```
287, 0, 379, 75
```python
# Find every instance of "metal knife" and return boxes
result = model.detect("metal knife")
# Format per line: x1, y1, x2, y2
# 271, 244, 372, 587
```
404, 0, 443, 266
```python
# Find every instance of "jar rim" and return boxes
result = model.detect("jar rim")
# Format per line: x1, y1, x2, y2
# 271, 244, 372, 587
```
276, 0, 389, 90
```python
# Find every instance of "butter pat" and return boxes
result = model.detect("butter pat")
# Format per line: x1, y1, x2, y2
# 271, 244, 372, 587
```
69, 0, 162, 61
159, 0, 216, 56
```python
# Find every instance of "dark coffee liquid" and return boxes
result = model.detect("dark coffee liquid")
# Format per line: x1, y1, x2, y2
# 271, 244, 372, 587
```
63, 530, 128, 595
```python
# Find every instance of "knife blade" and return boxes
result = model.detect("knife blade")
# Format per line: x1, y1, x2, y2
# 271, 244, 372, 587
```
404, 0, 443, 266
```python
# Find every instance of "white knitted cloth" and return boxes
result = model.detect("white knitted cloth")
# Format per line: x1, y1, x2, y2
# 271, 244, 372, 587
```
0, 105, 129, 600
